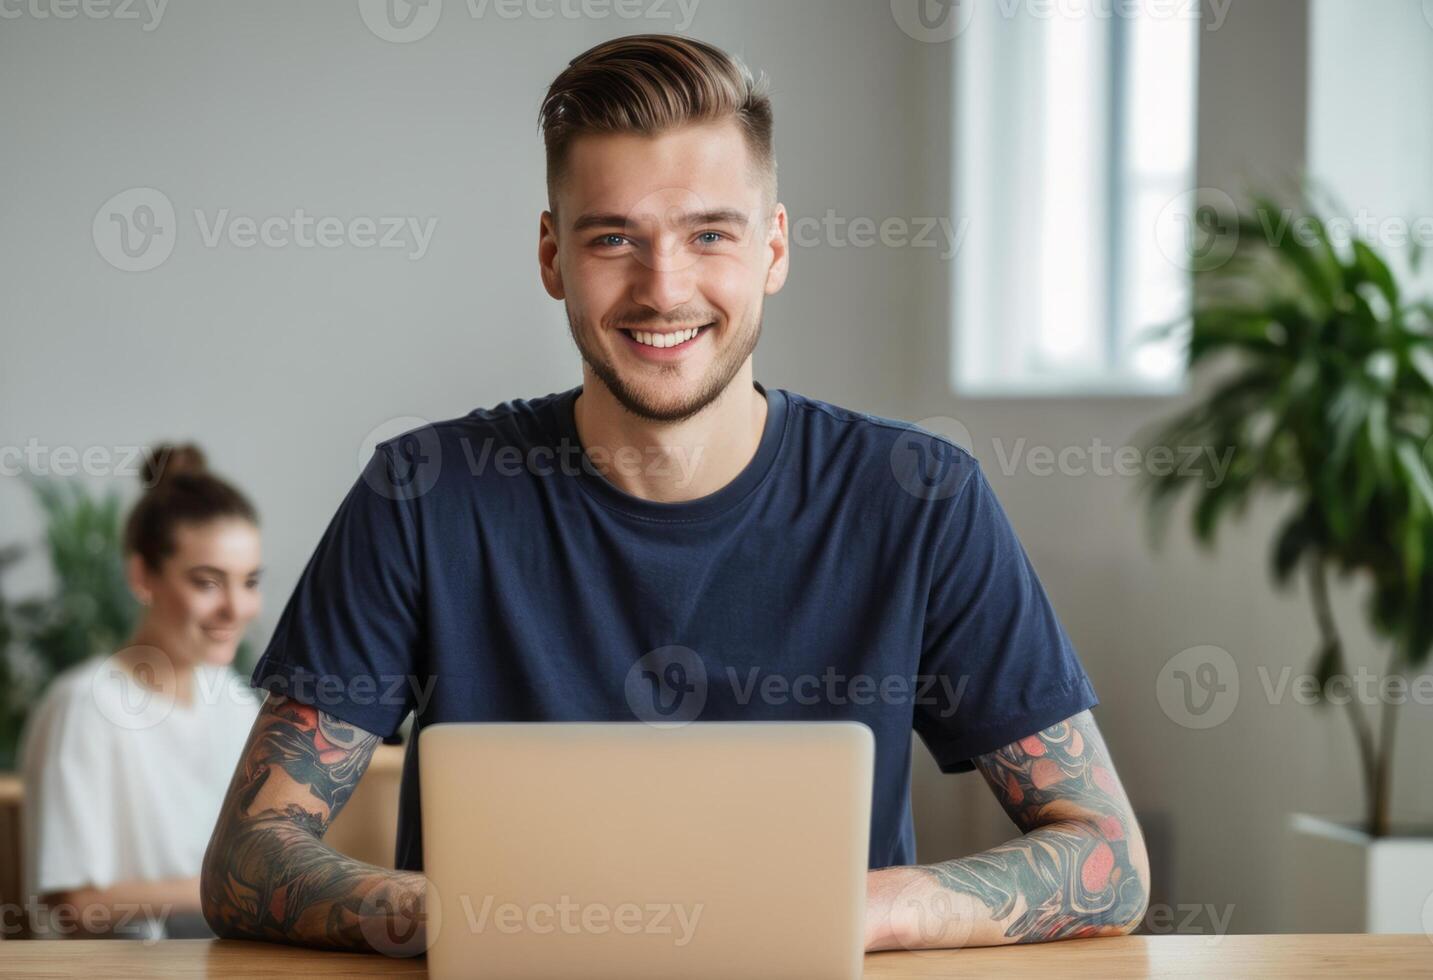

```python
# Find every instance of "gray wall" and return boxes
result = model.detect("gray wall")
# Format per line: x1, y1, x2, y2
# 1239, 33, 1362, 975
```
3, 0, 1429, 935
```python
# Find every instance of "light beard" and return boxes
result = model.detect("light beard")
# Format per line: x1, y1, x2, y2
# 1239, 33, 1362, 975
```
567, 307, 762, 424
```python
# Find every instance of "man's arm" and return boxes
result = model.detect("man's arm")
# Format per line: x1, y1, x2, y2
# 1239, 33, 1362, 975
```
866, 709, 1149, 950
200, 693, 426, 953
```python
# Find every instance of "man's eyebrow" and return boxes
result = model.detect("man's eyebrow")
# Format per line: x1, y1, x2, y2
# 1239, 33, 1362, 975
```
570, 208, 751, 233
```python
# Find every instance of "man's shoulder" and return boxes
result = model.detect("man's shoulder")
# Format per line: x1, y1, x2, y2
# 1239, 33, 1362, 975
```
362, 388, 578, 497
377, 388, 575, 452
780, 388, 981, 497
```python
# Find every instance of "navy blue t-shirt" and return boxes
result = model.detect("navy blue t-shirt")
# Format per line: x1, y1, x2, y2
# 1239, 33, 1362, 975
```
251, 381, 1097, 871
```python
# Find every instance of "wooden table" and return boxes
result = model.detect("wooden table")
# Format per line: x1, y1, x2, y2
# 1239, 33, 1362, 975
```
1, 935, 1429, 977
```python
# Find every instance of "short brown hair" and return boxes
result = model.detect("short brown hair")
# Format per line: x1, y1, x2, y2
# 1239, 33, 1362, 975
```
538, 34, 776, 217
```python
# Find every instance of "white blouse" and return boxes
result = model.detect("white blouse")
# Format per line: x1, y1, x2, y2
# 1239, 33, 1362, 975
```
19, 654, 261, 937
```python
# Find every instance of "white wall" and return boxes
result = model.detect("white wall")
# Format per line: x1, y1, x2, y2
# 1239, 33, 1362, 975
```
3, 0, 1429, 935
1309, 0, 1433, 290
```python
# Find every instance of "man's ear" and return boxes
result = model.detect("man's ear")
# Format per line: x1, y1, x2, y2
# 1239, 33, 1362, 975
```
538, 210, 565, 300
763, 203, 790, 295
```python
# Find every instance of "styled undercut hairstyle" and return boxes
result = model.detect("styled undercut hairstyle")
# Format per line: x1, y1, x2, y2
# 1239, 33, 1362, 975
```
538, 33, 777, 218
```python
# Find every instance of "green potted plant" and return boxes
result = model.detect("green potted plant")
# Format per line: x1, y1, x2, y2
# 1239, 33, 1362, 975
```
1137, 189, 1433, 932
0, 479, 141, 770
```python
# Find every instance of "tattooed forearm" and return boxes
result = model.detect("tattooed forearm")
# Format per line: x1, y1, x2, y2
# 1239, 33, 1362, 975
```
919, 710, 1149, 943
200, 694, 426, 952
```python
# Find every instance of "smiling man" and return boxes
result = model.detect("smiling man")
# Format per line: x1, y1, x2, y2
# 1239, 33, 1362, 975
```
201, 34, 1149, 954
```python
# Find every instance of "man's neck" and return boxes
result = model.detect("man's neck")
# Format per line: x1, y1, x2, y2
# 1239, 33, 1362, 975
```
572, 364, 768, 503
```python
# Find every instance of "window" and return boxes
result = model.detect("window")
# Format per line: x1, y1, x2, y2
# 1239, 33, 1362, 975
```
953, 2, 1200, 397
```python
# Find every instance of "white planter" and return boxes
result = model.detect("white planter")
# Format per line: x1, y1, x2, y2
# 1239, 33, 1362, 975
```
1290, 813, 1433, 933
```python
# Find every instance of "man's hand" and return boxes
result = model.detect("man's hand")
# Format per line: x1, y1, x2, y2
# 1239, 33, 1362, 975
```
200, 693, 427, 953
865, 710, 1149, 950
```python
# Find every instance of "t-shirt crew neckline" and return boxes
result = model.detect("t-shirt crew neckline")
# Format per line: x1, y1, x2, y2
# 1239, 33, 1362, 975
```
553, 380, 789, 522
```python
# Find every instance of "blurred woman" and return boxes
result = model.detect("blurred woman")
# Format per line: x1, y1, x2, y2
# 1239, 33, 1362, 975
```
19, 443, 263, 939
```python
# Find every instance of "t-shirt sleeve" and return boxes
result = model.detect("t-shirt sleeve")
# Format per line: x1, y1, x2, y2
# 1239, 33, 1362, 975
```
250, 443, 426, 737
912, 459, 1098, 774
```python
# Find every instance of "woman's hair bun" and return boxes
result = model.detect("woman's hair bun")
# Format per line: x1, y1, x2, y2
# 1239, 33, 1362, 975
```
142, 442, 208, 489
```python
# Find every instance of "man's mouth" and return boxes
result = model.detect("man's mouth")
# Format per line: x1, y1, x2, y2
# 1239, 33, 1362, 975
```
619, 322, 714, 350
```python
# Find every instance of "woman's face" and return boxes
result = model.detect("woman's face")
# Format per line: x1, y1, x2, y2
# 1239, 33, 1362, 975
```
129, 518, 263, 666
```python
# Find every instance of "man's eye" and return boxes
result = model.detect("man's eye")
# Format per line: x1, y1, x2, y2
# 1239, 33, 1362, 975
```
696, 231, 726, 245
595, 234, 631, 248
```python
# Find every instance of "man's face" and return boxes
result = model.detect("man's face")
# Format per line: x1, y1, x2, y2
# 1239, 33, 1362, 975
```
539, 119, 789, 422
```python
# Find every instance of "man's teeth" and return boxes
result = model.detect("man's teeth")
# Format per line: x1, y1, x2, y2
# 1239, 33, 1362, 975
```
629, 326, 702, 348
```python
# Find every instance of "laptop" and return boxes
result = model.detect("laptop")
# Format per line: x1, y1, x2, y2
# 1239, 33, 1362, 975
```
420, 721, 874, 980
